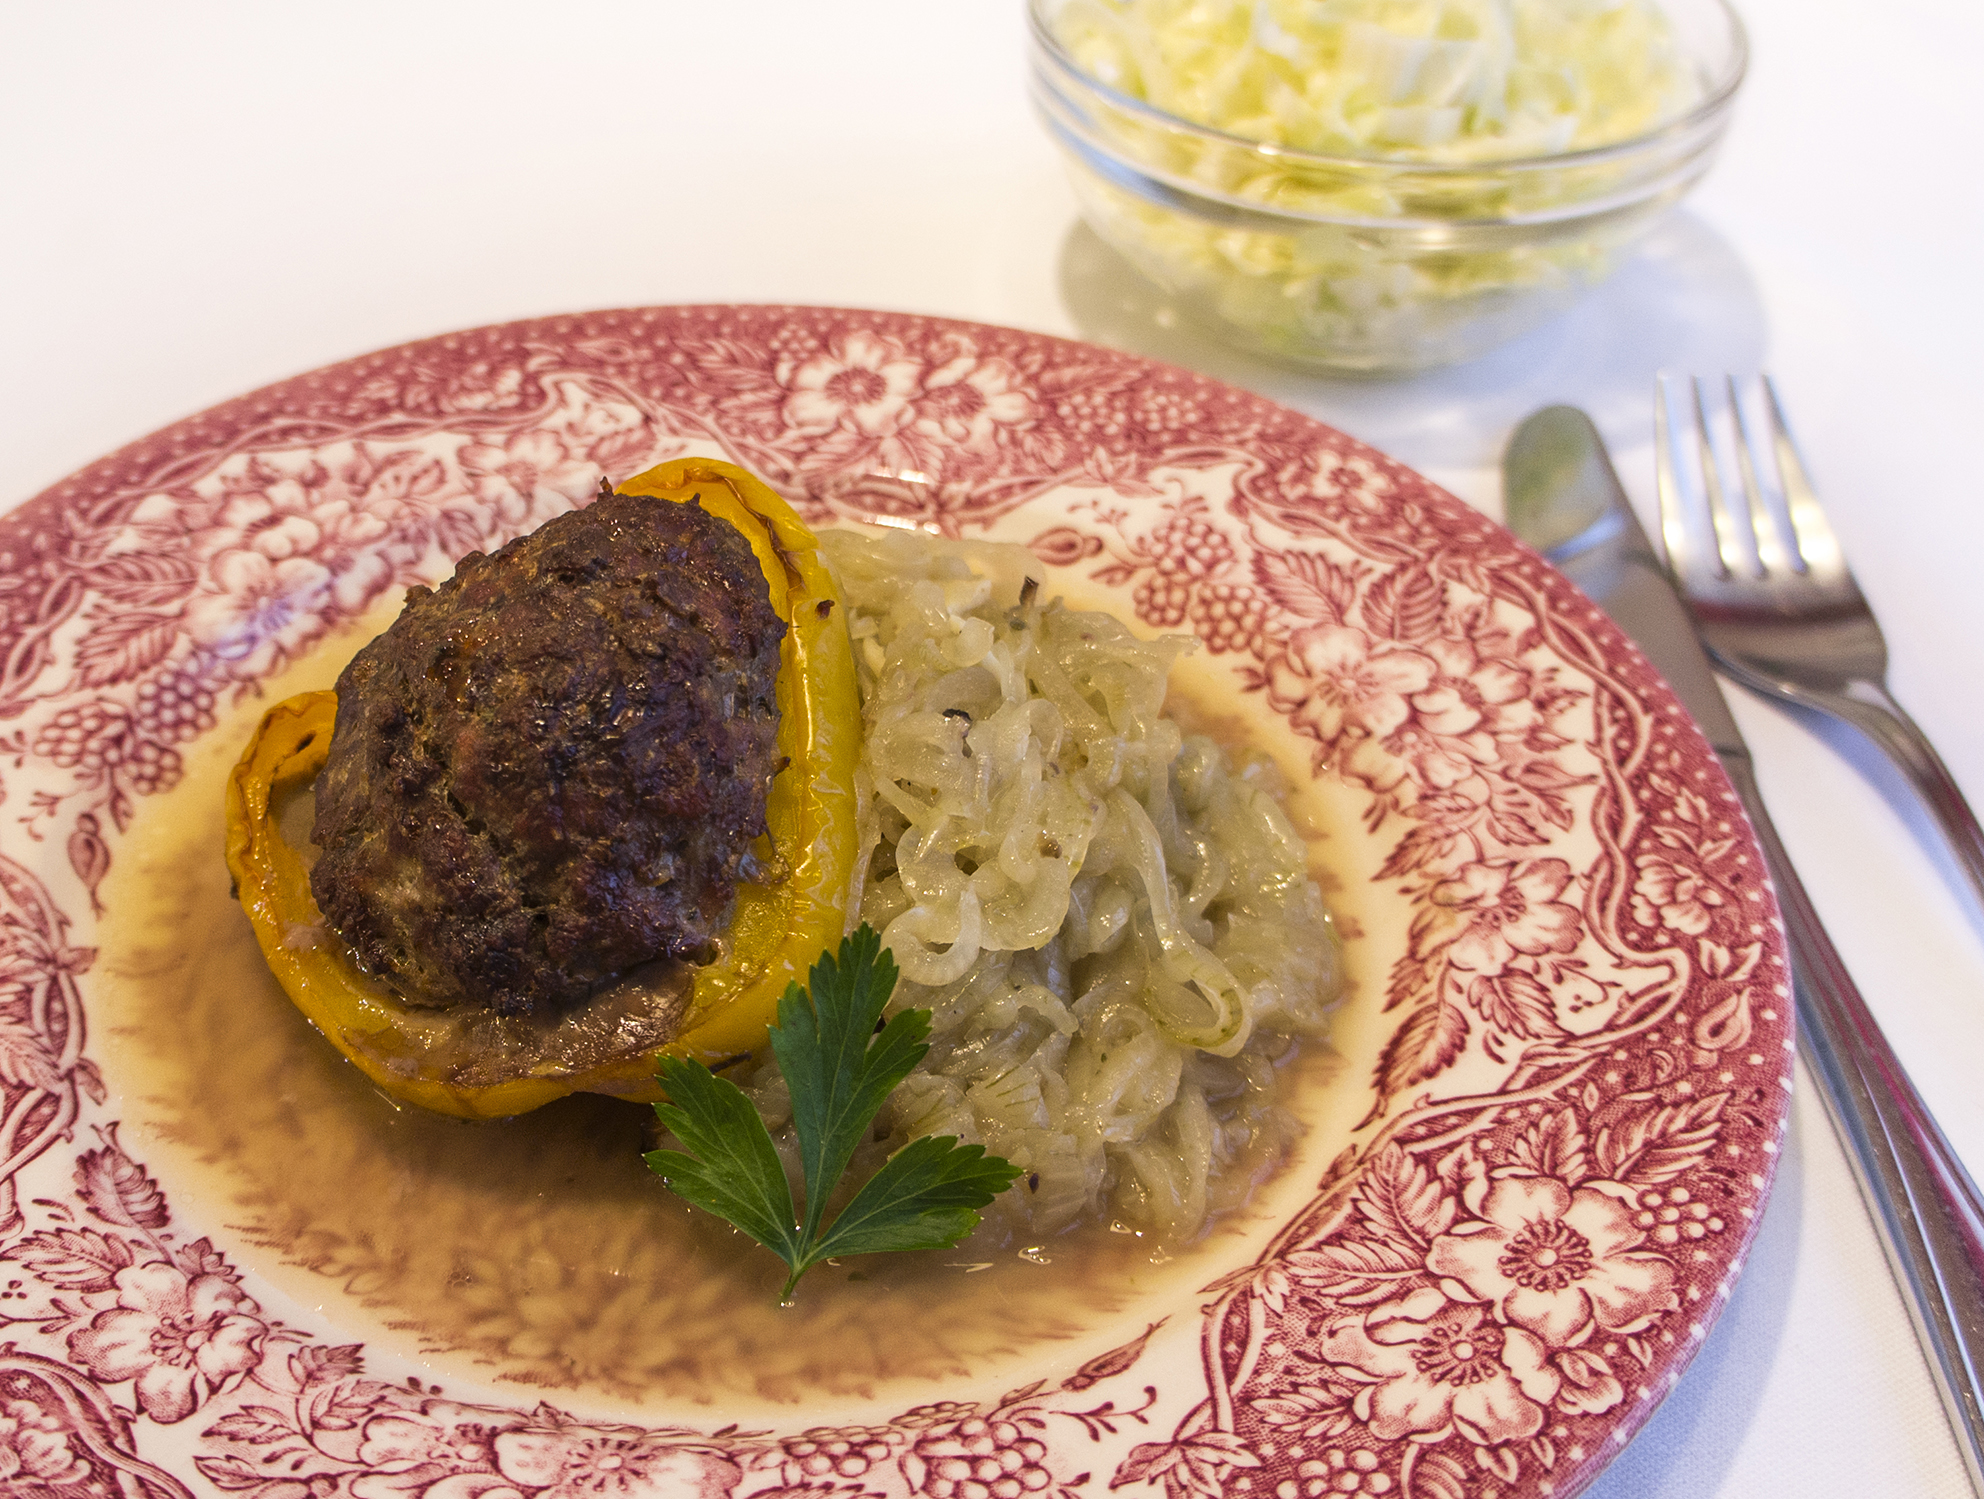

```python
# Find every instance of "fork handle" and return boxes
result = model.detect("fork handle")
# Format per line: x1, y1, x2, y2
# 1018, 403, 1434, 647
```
1719, 655, 1984, 920
1729, 755, 1984, 1496
1820, 681, 1984, 919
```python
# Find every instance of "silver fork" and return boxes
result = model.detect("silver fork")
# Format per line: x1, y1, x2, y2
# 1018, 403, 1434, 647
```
1659, 377, 1984, 1494
1657, 374, 1984, 918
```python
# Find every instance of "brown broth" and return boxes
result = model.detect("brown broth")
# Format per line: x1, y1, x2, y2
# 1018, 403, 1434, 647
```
92, 688, 1341, 1417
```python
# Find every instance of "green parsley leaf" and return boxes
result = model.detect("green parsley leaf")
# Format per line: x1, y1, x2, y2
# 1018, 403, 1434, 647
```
645, 1057, 801, 1266
771, 924, 929, 1243
645, 924, 1022, 1301
808, 1133, 1026, 1261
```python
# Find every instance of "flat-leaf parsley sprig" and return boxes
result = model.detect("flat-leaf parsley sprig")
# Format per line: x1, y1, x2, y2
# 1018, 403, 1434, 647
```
646, 924, 1022, 1302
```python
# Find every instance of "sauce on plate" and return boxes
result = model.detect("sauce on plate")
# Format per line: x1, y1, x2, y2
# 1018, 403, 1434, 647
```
92, 681, 1341, 1413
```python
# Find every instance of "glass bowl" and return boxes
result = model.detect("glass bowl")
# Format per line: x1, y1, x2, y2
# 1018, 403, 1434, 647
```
1028, 0, 1748, 374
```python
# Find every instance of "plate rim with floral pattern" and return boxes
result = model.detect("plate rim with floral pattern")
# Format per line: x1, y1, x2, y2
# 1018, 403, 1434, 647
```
0, 304, 1790, 1499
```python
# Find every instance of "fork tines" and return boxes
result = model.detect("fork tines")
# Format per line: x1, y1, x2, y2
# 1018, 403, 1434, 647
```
1656, 373, 1849, 593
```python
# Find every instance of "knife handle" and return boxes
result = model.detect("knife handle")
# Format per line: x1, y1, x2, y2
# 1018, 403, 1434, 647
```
1728, 756, 1984, 1495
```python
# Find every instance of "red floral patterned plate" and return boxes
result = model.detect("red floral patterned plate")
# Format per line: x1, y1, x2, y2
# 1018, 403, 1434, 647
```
0, 307, 1790, 1499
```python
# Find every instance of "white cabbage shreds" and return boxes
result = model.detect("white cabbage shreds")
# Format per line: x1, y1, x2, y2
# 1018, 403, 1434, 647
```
773, 529, 1342, 1243
1054, 0, 1704, 164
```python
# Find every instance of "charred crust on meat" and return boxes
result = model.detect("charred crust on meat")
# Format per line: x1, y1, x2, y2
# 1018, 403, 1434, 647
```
309, 490, 787, 1018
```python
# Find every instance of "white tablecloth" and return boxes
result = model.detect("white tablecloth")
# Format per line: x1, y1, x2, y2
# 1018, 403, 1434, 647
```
5, 4, 1979, 1493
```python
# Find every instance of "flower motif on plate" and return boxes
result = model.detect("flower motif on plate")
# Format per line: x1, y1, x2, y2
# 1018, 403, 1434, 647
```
0, 306, 1792, 1499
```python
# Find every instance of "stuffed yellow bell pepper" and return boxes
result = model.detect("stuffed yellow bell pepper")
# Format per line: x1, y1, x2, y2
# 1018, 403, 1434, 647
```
224, 458, 860, 1118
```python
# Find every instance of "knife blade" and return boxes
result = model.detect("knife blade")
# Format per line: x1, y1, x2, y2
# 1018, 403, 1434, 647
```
1505, 405, 1984, 1497
1503, 406, 1748, 765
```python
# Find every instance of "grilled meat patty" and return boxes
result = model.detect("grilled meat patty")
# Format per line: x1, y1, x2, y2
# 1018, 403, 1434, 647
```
309, 487, 787, 1017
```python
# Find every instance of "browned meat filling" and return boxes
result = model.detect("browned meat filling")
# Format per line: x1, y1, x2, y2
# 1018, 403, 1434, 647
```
309, 488, 786, 1017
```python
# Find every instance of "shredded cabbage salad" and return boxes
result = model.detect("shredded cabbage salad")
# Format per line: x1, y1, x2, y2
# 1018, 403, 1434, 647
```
1046, 0, 1711, 366
1056, 0, 1702, 163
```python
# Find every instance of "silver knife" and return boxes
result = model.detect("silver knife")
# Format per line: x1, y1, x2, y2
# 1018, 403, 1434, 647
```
1505, 405, 1984, 1496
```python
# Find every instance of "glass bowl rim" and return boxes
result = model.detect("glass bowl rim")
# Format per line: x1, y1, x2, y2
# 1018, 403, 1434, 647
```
1026, 0, 1750, 179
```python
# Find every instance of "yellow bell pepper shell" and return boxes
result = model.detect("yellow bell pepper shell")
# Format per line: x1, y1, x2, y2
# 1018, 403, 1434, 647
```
224, 458, 861, 1119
